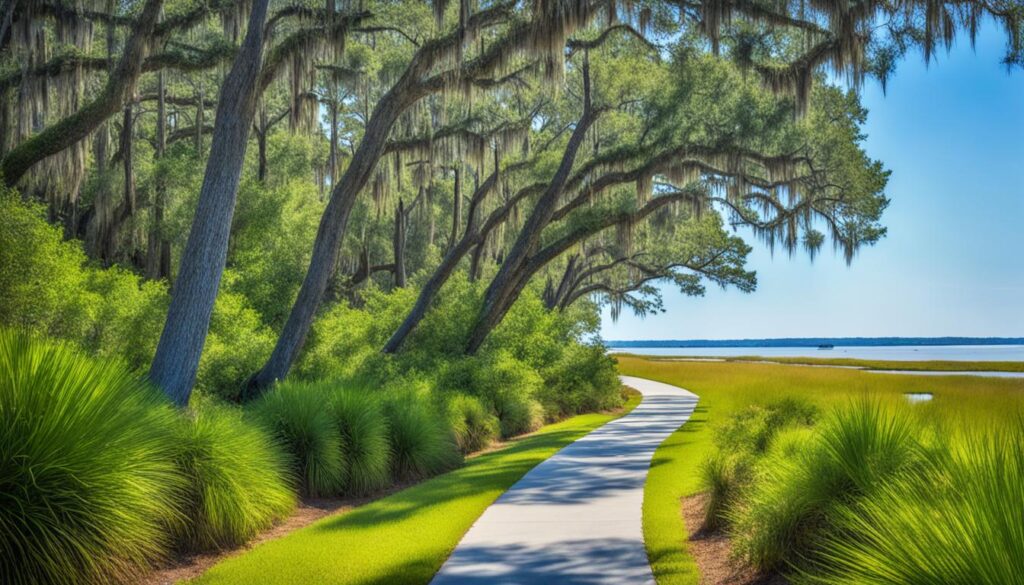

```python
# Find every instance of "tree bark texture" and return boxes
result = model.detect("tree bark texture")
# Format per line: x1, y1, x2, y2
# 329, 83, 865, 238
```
148, 0, 272, 407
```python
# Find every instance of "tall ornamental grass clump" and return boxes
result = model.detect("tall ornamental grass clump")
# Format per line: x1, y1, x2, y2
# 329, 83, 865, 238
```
251, 382, 346, 497
327, 384, 392, 495
808, 425, 1024, 585
730, 400, 925, 573
383, 390, 461, 480
171, 402, 295, 550
0, 330, 181, 585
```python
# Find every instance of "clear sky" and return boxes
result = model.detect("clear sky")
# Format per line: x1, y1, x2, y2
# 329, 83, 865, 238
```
602, 22, 1024, 341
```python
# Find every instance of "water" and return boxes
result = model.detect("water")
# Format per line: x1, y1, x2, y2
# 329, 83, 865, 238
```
609, 344, 1024, 362
904, 393, 934, 403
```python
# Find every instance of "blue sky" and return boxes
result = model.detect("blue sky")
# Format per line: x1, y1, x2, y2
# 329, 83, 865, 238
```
602, 22, 1024, 340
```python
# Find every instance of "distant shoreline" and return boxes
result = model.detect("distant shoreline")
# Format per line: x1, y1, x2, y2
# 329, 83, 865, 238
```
606, 337, 1024, 348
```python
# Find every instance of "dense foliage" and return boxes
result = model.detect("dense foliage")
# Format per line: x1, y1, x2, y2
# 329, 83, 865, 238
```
0, 328, 621, 584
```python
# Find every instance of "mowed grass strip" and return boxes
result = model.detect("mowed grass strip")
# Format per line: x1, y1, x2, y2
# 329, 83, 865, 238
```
194, 392, 642, 585
625, 356, 1024, 585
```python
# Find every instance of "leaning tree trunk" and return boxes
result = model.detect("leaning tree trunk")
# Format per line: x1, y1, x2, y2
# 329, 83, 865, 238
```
382, 169, 509, 354
1, 0, 164, 187
246, 85, 413, 395
148, 0, 272, 407
465, 111, 595, 354
382, 226, 475, 353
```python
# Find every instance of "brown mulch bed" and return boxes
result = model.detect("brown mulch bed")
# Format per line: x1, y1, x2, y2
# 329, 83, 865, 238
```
682, 493, 788, 585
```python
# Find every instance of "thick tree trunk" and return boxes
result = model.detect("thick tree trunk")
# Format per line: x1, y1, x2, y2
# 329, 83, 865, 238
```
393, 198, 407, 287
148, 0, 272, 407
246, 85, 412, 395
1, 0, 164, 187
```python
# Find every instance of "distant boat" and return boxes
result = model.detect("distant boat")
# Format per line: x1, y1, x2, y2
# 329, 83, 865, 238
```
818, 344, 834, 350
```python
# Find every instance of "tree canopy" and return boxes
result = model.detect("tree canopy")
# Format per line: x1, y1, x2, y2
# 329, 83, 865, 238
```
1, 0, 1019, 404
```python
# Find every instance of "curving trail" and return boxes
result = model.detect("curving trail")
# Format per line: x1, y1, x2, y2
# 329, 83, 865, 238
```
431, 375, 698, 585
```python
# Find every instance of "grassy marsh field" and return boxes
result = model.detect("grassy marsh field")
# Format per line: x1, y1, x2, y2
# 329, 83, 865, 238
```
623, 356, 1024, 585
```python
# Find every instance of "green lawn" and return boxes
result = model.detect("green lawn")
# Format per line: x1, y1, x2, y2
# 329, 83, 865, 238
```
193, 392, 641, 585
626, 356, 1024, 585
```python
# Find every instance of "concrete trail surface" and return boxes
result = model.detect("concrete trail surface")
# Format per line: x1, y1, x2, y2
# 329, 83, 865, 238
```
431, 375, 698, 585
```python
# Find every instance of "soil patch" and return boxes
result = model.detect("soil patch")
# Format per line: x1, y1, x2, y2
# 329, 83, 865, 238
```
682, 493, 787, 585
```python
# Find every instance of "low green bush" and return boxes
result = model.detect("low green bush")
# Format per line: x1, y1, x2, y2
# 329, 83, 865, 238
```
714, 397, 818, 454
251, 383, 347, 497
452, 352, 545, 437
383, 390, 461, 480
538, 344, 622, 419
171, 402, 295, 550
0, 330, 182, 585
327, 385, 392, 495
808, 426, 1024, 585
445, 393, 501, 454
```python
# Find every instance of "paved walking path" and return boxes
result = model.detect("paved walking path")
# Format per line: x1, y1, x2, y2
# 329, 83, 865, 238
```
431, 376, 698, 585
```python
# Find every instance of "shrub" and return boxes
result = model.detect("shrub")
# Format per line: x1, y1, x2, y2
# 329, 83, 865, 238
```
445, 393, 501, 454
493, 390, 545, 438
171, 402, 295, 550
730, 400, 923, 573
714, 397, 818, 454
327, 385, 392, 495
251, 382, 347, 497
195, 281, 277, 400
383, 390, 461, 480
538, 343, 622, 418
456, 352, 545, 437
0, 330, 182, 585
807, 426, 1024, 585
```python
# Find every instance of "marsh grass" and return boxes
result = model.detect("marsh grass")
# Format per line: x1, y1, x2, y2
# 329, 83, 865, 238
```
730, 401, 926, 572
623, 357, 1024, 585
628, 354, 1024, 373
807, 424, 1024, 585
